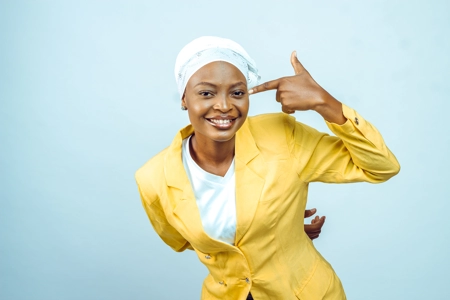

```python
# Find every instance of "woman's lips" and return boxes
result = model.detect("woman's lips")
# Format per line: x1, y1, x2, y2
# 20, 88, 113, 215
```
205, 117, 238, 129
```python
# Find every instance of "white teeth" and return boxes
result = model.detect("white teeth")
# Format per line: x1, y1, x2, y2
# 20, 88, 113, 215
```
210, 119, 232, 124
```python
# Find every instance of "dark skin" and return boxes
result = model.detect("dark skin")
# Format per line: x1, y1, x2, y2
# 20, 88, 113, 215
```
249, 51, 346, 125
304, 209, 326, 240
182, 62, 247, 177
182, 58, 331, 240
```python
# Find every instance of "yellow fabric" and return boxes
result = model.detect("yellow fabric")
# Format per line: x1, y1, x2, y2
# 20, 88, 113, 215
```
135, 104, 400, 300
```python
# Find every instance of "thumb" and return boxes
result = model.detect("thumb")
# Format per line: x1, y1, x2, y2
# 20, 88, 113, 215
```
304, 208, 317, 218
290, 51, 305, 75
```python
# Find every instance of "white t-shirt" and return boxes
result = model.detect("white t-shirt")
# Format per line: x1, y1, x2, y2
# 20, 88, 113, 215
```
181, 136, 237, 245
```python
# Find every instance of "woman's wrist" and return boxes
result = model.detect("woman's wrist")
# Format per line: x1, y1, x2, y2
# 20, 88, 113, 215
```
313, 92, 347, 125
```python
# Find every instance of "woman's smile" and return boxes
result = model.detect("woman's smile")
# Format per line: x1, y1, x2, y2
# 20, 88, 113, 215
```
205, 116, 239, 129
182, 61, 249, 143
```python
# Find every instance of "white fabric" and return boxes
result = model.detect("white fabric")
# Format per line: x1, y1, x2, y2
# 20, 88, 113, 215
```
174, 36, 260, 98
182, 136, 237, 245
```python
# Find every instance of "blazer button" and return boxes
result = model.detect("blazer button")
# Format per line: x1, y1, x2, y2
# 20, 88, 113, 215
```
245, 278, 250, 284
219, 281, 224, 285
354, 117, 359, 125
205, 255, 211, 259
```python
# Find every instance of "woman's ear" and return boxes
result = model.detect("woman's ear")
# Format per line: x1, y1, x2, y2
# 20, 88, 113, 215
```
181, 93, 187, 110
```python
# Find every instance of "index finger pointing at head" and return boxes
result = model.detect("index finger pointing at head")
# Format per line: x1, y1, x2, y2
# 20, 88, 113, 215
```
248, 78, 280, 95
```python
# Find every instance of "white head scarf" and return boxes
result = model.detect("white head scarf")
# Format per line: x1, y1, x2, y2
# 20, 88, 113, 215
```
174, 36, 260, 98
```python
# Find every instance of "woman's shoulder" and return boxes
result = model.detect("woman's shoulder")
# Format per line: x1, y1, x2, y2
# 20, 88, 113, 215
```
244, 113, 297, 156
248, 112, 294, 130
246, 113, 326, 150
248, 112, 324, 136
248, 112, 293, 122
247, 112, 301, 137
135, 147, 169, 185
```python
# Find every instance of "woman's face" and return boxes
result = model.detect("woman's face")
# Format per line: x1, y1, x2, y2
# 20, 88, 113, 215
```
182, 61, 249, 143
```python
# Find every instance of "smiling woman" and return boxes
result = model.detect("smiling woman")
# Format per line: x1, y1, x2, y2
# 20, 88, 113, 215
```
135, 36, 400, 300
182, 61, 249, 176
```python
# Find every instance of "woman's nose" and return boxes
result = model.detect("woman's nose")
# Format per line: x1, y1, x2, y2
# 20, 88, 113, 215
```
213, 94, 232, 112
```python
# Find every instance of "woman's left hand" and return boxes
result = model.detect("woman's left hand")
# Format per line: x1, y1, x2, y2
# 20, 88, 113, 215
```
248, 52, 346, 125
304, 208, 326, 240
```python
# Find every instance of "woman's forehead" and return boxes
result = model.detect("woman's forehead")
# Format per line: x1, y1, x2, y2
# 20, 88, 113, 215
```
188, 61, 247, 87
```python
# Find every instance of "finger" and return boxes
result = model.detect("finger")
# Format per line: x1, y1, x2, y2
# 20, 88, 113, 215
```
282, 105, 295, 114
275, 89, 281, 103
304, 224, 319, 234
304, 223, 321, 232
248, 79, 281, 95
310, 218, 325, 230
313, 216, 325, 225
290, 51, 306, 75
306, 229, 321, 236
304, 208, 317, 218
310, 234, 319, 240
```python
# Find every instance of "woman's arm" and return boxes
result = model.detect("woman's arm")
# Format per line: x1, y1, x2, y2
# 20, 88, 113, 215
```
249, 52, 400, 183
291, 105, 400, 183
136, 177, 193, 252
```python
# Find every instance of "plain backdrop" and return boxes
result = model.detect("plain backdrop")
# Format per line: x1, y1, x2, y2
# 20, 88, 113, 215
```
1, 0, 449, 299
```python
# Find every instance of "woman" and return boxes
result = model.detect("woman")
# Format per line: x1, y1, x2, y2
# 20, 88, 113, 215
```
136, 36, 400, 299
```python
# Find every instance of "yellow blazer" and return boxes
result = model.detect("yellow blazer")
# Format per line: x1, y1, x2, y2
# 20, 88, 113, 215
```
135, 104, 400, 300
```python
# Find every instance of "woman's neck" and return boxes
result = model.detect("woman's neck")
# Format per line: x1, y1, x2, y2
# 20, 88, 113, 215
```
189, 134, 235, 177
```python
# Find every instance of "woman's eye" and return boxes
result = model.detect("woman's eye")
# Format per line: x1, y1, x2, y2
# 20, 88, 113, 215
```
233, 91, 245, 97
199, 91, 213, 97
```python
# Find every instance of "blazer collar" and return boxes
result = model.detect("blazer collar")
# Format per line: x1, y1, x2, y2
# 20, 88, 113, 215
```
163, 118, 266, 249
164, 124, 194, 191
164, 119, 261, 188
233, 118, 266, 245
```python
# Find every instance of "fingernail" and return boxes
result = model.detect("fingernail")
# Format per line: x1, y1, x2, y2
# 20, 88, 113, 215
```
248, 89, 253, 94
294, 50, 297, 57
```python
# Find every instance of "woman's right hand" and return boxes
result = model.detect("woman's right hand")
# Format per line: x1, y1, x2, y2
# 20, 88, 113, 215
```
248, 52, 346, 125
304, 208, 326, 240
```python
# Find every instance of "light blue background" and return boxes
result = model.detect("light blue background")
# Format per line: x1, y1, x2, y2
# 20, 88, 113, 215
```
1, 0, 449, 299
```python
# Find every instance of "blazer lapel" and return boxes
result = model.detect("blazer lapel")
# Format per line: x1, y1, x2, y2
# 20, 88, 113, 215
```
164, 125, 237, 252
164, 125, 206, 243
234, 119, 266, 246
163, 120, 267, 250
164, 124, 193, 193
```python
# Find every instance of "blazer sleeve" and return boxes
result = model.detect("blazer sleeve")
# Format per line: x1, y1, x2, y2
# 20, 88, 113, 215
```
136, 178, 193, 252
291, 104, 400, 183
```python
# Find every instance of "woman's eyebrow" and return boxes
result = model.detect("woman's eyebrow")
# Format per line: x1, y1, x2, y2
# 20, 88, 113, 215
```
194, 81, 246, 89
229, 81, 246, 89
194, 82, 217, 88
